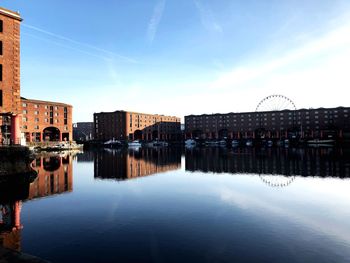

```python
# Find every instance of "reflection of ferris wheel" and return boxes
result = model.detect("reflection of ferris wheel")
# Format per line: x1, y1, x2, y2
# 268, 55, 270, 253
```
256, 95, 296, 112
259, 174, 295, 188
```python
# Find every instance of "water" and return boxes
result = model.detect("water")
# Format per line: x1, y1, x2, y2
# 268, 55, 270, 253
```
1, 147, 350, 262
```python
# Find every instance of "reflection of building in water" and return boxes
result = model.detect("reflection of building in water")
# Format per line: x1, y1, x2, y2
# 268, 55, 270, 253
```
77, 151, 94, 163
29, 155, 73, 199
185, 147, 350, 178
0, 201, 22, 251
94, 148, 181, 180
0, 154, 73, 252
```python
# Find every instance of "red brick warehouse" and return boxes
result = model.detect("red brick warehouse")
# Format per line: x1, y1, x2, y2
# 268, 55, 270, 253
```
0, 7, 73, 145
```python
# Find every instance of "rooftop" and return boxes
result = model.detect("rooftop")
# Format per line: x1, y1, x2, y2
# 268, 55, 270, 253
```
0, 7, 22, 21
21, 97, 72, 107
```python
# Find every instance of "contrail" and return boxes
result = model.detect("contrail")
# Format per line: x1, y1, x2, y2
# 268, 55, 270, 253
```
193, 0, 223, 33
147, 0, 166, 44
22, 23, 139, 63
22, 32, 113, 61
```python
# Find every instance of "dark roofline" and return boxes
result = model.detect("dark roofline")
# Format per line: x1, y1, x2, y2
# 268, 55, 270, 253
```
184, 106, 350, 117
21, 97, 72, 107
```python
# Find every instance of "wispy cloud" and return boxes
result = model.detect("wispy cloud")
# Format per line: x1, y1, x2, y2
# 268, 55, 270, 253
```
23, 24, 138, 63
147, 0, 166, 44
211, 22, 350, 90
193, 0, 223, 33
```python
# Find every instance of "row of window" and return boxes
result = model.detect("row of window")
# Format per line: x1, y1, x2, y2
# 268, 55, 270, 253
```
188, 110, 348, 121
22, 103, 63, 111
22, 125, 69, 131
23, 110, 62, 116
22, 117, 64, 123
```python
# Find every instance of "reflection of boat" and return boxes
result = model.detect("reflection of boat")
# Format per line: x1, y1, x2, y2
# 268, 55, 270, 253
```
308, 143, 334, 148
185, 139, 196, 147
103, 139, 122, 148
38, 142, 83, 152
128, 140, 142, 147
246, 140, 253, 147
307, 139, 335, 144
267, 140, 273, 147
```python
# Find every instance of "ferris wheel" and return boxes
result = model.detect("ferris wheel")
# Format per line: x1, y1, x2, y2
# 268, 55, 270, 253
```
259, 174, 295, 188
256, 95, 296, 112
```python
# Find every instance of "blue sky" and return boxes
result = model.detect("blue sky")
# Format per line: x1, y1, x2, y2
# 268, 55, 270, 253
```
2, 0, 350, 122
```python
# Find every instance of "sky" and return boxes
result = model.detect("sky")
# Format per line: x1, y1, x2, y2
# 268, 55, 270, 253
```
2, 0, 350, 122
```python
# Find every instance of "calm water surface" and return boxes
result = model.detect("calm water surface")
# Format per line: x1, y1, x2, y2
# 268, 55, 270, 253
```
2, 147, 350, 262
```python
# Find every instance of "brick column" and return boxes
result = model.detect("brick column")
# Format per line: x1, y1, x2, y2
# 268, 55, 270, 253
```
10, 115, 21, 145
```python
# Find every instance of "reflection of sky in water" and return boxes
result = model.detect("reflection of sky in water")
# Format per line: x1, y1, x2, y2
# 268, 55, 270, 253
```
19, 155, 350, 263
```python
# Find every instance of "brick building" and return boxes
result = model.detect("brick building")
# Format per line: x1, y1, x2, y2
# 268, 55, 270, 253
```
94, 110, 181, 141
185, 107, 350, 140
0, 7, 73, 145
0, 7, 21, 144
21, 98, 72, 142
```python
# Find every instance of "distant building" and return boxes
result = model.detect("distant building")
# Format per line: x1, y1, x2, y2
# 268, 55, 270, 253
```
0, 7, 73, 145
185, 107, 350, 140
73, 122, 93, 141
94, 110, 181, 141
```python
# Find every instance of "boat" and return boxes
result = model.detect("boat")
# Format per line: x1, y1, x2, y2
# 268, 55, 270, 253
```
267, 140, 273, 147
185, 139, 196, 147
205, 141, 220, 146
232, 140, 240, 147
219, 140, 227, 146
128, 140, 142, 147
103, 139, 122, 148
152, 141, 169, 147
246, 140, 253, 147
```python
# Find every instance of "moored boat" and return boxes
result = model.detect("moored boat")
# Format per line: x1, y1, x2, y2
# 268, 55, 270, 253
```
128, 140, 142, 147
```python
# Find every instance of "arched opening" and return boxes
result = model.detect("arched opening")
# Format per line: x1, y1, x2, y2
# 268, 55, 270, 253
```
43, 157, 61, 172
134, 130, 143, 140
218, 129, 228, 139
43, 127, 60, 142
152, 130, 158, 140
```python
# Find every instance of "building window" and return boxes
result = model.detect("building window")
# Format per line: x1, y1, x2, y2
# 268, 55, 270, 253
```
34, 111, 39, 115
35, 118, 39, 122
34, 125, 39, 130
23, 125, 27, 129
0, 41, 2, 56
0, 64, 2, 81
22, 103, 27, 107
23, 110, 27, 114
0, 20, 2, 33
34, 104, 39, 108
0, 90, 2, 107
23, 117, 27, 122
